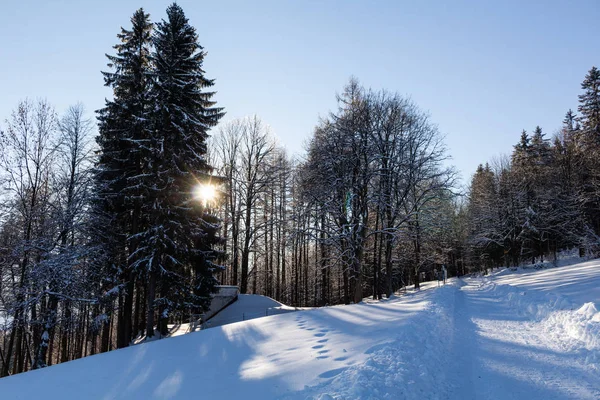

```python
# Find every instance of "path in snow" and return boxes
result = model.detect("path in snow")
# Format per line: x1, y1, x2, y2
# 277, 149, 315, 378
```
297, 270, 600, 399
446, 279, 478, 399
445, 277, 600, 400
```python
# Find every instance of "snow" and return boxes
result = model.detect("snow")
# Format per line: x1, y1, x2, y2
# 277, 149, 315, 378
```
166, 294, 299, 337
578, 303, 600, 322
205, 294, 298, 328
0, 260, 599, 399
446, 279, 600, 399
491, 258, 600, 306
0, 314, 11, 330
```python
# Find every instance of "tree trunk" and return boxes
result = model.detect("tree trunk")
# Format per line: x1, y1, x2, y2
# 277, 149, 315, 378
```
1, 314, 17, 376
385, 238, 393, 298
121, 275, 134, 346
146, 269, 156, 338
240, 201, 252, 294
100, 303, 111, 354
14, 324, 24, 374
320, 214, 328, 306
133, 282, 141, 338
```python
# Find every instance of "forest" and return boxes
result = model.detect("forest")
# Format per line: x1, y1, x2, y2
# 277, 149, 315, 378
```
0, 3, 599, 377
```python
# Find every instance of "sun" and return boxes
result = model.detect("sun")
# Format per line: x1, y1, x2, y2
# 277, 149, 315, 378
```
194, 184, 217, 203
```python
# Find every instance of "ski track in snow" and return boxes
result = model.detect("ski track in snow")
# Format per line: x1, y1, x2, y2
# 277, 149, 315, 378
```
0, 261, 599, 399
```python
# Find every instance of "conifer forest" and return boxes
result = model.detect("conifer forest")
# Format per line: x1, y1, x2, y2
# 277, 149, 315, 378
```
0, 3, 599, 379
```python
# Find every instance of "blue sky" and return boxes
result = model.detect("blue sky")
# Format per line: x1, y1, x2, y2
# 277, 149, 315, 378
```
1, 0, 598, 184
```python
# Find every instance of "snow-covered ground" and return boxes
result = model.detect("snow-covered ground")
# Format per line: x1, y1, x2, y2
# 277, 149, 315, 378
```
205, 294, 299, 328
0, 260, 599, 399
492, 258, 600, 305
167, 294, 299, 337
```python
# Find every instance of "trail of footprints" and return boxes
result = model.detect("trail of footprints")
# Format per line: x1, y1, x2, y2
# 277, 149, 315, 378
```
295, 315, 333, 359
292, 315, 354, 379
294, 315, 351, 371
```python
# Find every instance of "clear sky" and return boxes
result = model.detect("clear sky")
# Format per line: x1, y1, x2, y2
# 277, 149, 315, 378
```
1, 0, 598, 185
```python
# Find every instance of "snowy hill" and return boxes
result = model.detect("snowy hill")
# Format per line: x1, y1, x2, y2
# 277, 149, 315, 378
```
167, 293, 297, 337
0, 260, 599, 399
205, 294, 298, 328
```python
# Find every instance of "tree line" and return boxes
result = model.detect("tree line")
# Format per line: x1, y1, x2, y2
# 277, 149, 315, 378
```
209, 67, 600, 305
465, 67, 600, 270
209, 79, 456, 307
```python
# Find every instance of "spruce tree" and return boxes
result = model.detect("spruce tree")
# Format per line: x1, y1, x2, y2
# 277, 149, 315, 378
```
578, 66, 600, 143
468, 164, 503, 265
95, 8, 153, 347
576, 67, 600, 235
512, 130, 530, 164
530, 126, 550, 161
140, 3, 225, 337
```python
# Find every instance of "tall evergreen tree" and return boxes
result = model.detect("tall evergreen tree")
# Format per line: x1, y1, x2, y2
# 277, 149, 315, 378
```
95, 8, 153, 348
139, 3, 225, 337
512, 130, 530, 166
578, 66, 600, 143
554, 110, 580, 192
577, 67, 600, 235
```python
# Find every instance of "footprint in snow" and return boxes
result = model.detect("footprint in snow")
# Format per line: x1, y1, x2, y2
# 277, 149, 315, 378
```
319, 367, 347, 378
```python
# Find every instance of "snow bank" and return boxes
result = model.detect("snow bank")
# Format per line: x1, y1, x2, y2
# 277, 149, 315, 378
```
205, 294, 298, 328
490, 258, 600, 305
480, 274, 600, 369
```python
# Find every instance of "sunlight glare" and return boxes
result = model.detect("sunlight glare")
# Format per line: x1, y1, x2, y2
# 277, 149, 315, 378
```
195, 184, 217, 203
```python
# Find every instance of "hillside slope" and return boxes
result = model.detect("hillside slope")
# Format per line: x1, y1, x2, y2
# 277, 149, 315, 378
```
0, 261, 599, 399
205, 293, 298, 328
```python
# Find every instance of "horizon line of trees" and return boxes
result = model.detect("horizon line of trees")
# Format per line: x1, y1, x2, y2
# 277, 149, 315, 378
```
464, 66, 600, 270
209, 78, 457, 307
